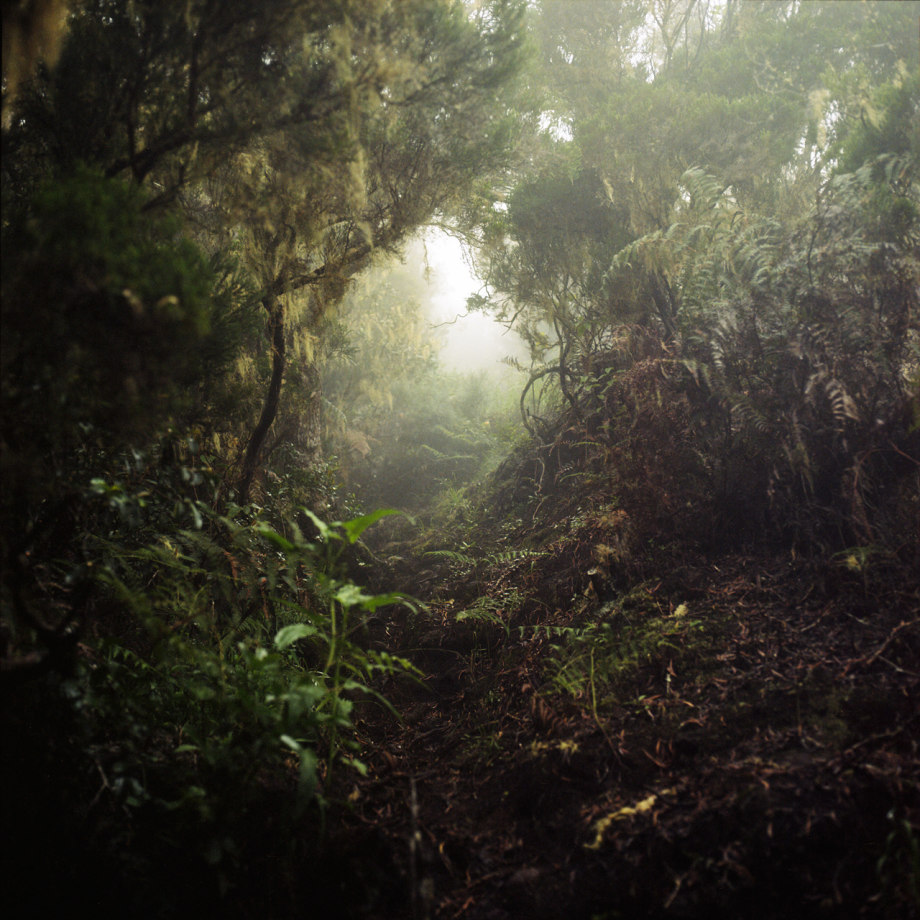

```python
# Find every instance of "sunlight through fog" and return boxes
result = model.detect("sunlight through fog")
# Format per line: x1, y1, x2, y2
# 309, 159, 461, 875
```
421, 229, 528, 373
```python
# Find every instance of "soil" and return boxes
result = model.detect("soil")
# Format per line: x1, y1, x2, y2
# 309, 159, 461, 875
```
320, 530, 920, 920
5, 494, 917, 920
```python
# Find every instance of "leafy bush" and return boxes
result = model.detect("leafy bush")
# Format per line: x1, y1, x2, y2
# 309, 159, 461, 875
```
1, 167, 217, 451
3, 477, 417, 909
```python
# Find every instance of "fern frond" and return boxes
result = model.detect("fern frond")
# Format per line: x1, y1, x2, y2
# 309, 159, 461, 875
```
423, 549, 477, 567
487, 548, 546, 565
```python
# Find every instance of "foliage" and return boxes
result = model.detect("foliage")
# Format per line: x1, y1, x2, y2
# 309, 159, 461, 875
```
1, 11, 529, 908
5, 478, 416, 909
2, 0, 530, 505
0, 167, 258, 663
602, 150, 919, 548
471, 0, 919, 556
541, 604, 704, 706
2, 3, 919, 915
320, 252, 442, 478
340, 366, 522, 514
1, 167, 218, 458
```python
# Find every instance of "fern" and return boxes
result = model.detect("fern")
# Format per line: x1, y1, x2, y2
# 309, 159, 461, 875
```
455, 599, 504, 627
424, 548, 477, 568
425, 547, 545, 569
488, 548, 547, 565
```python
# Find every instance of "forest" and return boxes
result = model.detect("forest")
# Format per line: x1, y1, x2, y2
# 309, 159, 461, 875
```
1, 1, 918, 917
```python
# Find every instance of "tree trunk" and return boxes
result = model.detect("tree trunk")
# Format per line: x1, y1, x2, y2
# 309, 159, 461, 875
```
297, 361, 323, 466
237, 295, 285, 504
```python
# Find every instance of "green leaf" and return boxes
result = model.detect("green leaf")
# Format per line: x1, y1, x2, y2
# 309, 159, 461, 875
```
368, 591, 407, 611
333, 584, 368, 607
280, 734, 302, 752
300, 509, 333, 541
275, 623, 317, 649
334, 585, 404, 612
339, 508, 401, 544
256, 525, 296, 553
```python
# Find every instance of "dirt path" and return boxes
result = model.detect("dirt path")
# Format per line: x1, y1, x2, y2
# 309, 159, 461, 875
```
342, 555, 919, 919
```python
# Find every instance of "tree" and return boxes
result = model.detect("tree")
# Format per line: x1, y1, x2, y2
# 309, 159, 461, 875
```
3, 0, 528, 504
0, 0, 529, 693
469, 0, 919, 547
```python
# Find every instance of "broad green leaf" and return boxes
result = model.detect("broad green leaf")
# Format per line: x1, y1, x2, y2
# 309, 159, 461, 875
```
275, 623, 317, 649
339, 508, 400, 543
359, 590, 406, 613
333, 584, 368, 607
300, 508, 333, 541
256, 525, 295, 553
334, 585, 404, 612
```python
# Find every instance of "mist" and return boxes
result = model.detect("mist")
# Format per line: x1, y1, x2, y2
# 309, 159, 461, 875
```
419, 230, 529, 374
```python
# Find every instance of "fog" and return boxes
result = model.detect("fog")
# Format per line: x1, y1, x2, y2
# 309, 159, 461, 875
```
419, 230, 529, 374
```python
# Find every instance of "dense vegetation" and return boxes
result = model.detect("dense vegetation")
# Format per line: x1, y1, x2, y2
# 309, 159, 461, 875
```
1, 2, 917, 918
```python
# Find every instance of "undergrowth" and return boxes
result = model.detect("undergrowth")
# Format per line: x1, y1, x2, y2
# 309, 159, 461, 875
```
4, 471, 418, 914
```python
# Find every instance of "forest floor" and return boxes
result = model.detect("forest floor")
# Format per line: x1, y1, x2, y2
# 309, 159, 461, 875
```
326, 518, 920, 920
6, 486, 917, 920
